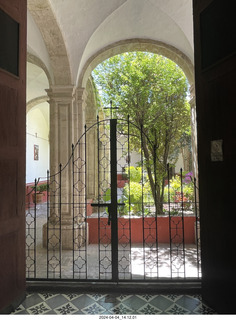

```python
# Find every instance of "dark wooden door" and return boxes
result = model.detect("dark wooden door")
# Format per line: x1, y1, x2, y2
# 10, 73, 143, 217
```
193, 0, 236, 314
0, 0, 26, 313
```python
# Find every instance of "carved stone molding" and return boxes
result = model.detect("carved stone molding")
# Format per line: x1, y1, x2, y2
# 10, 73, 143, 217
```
28, 0, 72, 85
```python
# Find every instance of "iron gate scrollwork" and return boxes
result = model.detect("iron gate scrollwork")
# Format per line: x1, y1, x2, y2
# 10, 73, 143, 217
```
25, 118, 201, 281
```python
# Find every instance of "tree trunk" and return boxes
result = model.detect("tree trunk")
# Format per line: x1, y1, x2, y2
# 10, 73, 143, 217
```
142, 137, 163, 215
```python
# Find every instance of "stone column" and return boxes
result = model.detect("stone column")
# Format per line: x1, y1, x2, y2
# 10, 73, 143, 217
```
46, 85, 74, 176
43, 85, 88, 249
75, 87, 88, 144
74, 86, 88, 221
84, 84, 98, 201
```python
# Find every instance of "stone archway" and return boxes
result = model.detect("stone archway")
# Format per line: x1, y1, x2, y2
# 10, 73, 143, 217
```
27, 52, 53, 86
77, 39, 197, 178
78, 39, 194, 88
28, 0, 72, 86
27, 53, 51, 114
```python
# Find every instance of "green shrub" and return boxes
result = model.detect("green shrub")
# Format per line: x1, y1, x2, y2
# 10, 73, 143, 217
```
31, 183, 47, 193
164, 172, 194, 204
122, 167, 153, 216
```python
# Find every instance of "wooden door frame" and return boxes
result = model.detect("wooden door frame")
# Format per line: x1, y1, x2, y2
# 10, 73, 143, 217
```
0, 0, 27, 313
193, 0, 236, 314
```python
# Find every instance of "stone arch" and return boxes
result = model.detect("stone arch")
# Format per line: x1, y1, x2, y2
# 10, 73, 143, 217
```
27, 95, 48, 114
27, 52, 53, 86
26, 53, 51, 182
77, 38, 197, 178
85, 76, 99, 121
28, 0, 72, 85
77, 38, 194, 88
27, 53, 51, 114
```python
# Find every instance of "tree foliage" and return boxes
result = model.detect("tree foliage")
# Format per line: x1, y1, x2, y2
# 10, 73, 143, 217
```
93, 52, 190, 214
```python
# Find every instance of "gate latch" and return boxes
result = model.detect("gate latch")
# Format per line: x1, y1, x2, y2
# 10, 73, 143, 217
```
91, 203, 111, 225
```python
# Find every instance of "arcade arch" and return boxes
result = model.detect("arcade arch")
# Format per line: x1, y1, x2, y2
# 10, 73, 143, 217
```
26, 40, 198, 250
26, 57, 50, 183
78, 39, 194, 88
26, 39, 197, 189
78, 40, 197, 182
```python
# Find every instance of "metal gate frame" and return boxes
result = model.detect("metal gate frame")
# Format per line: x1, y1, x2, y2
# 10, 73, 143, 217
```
25, 118, 201, 282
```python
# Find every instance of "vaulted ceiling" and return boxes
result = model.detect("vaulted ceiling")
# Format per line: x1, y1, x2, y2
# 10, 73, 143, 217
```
27, 0, 193, 101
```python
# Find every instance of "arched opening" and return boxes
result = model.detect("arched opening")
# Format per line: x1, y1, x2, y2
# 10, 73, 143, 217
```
78, 39, 194, 88
26, 104, 49, 183
26, 60, 50, 198
79, 50, 200, 280
92, 51, 192, 174
25, 41, 200, 281
79, 40, 198, 180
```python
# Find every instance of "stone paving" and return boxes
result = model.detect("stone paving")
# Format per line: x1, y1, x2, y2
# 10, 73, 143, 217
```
26, 202, 201, 280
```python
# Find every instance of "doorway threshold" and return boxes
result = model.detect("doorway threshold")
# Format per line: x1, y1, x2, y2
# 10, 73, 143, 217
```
26, 279, 201, 295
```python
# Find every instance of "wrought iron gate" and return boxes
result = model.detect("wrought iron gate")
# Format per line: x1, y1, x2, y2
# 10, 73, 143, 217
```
26, 118, 201, 281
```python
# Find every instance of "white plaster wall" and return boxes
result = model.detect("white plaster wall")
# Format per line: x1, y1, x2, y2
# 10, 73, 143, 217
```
117, 136, 143, 173
117, 146, 184, 174
175, 154, 184, 173
117, 149, 141, 173
26, 105, 49, 183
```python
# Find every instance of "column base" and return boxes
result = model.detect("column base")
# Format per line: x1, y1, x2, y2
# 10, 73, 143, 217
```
43, 221, 88, 250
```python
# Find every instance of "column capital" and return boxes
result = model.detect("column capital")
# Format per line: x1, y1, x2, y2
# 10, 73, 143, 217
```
46, 85, 76, 103
75, 87, 88, 102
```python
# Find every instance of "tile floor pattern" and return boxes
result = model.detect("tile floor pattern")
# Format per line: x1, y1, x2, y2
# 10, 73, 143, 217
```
12, 292, 216, 315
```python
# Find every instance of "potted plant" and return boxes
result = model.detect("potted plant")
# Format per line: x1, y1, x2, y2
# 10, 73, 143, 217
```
31, 183, 47, 204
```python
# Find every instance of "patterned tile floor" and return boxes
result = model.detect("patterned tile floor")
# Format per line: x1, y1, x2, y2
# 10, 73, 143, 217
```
11, 292, 216, 315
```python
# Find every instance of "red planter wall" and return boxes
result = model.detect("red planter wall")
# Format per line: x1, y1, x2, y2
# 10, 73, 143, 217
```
88, 216, 196, 244
117, 174, 128, 188
25, 181, 48, 205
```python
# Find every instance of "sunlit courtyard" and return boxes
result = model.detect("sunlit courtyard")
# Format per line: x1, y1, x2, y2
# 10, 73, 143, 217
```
26, 203, 201, 281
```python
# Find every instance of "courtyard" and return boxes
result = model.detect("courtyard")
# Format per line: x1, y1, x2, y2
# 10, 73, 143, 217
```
26, 202, 201, 281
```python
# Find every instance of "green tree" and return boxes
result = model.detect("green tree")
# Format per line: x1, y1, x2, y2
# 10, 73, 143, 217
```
93, 52, 190, 214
